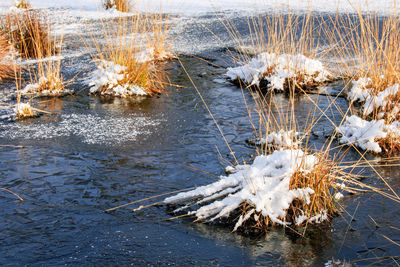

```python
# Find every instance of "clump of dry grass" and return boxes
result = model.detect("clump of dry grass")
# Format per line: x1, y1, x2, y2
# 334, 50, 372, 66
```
1, 10, 52, 59
331, 10, 400, 122
88, 14, 171, 97
103, 0, 131, 12
14, 0, 31, 9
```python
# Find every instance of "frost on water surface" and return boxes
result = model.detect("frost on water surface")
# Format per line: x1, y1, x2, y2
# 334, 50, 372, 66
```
0, 113, 161, 145
88, 60, 148, 97
226, 53, 331, 91
165, 149, 329, 231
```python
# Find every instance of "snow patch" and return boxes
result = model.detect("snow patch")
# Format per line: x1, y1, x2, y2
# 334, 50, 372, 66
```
226, 53, 331, 91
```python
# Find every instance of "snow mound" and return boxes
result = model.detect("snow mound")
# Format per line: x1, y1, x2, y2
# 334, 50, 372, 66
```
226, 53, 331, 91
337, 115, 400, 153
88, 60, 148, 97
165, 149, 329, 230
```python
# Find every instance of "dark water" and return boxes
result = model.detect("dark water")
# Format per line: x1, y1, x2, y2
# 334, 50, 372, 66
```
0, 11, 399, 266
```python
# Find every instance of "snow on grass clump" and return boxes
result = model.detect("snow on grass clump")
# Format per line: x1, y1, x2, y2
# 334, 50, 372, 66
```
348, 78, 400, 120
248, 130, 299, 150
21, 76, 70, 96
337, 115, 400, 154
165, 149, 337, 231
226, 53, 331, 92
88, 60, 148, 97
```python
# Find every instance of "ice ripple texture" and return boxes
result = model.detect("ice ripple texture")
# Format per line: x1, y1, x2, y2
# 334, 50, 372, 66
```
0, 113, 161, 145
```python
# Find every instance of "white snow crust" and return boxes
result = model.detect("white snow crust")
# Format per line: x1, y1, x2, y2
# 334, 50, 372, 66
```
226, 53, 331, 91
337, 115, 400, 153
88, 60, 148, 97
164, 149, 328, 229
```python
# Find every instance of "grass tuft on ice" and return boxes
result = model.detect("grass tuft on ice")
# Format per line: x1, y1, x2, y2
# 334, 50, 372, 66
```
227, 53, 332, 92
88, 14, 171, 97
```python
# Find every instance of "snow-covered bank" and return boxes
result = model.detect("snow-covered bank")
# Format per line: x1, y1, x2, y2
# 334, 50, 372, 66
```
227, 53, 331, 91
1, 0, 400, 16
165, 149, 339, 231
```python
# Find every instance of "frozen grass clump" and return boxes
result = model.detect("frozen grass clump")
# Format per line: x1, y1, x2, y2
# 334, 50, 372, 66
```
88, 15, 171, 98
14, 102, 34, 119
227, 53, 332, 92
247, 129, 300, 150
165, 149, 342, 232
337, 115, 400, 155
21, 74, 69, 97
224, 11, 335, 93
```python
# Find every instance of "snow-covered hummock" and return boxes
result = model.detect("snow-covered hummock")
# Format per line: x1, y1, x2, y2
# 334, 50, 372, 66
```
337, 115, 400, 153
226, 53, 331, 91
21, 76, 69, 97
348, 78, 400, 120
165, 149, 329, 230
88, 60, 148, 97
14, 102, 34, 118
253, 130, 299, 149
